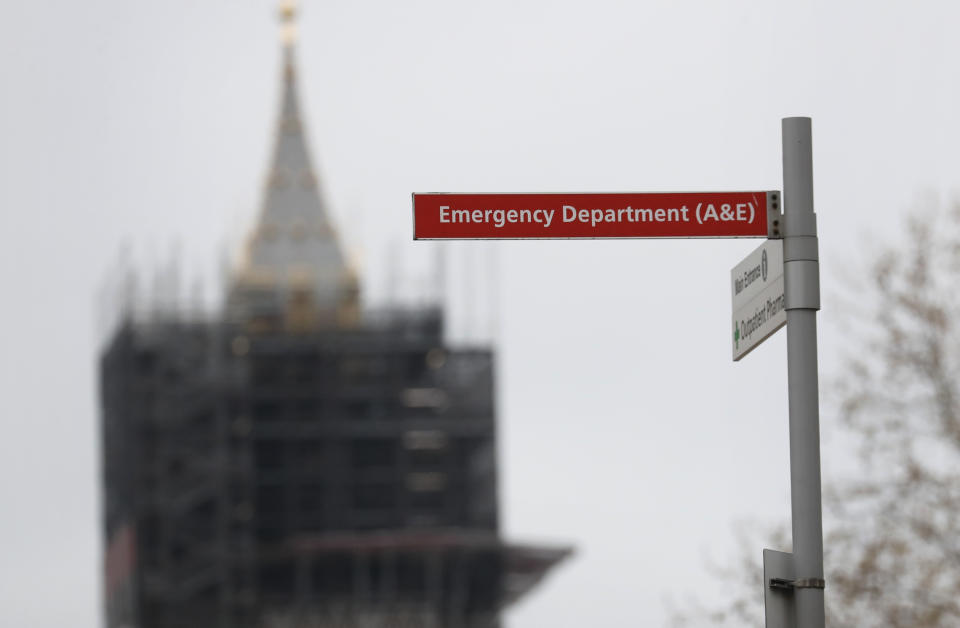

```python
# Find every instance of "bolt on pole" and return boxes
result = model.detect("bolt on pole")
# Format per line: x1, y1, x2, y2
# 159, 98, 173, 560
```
781, 116, 825, 627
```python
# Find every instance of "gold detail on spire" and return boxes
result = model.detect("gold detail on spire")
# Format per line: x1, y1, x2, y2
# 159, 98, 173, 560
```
279, 0, 298, 46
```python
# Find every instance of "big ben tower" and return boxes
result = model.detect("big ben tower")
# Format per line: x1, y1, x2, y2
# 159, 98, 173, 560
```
99, 4, 570, 627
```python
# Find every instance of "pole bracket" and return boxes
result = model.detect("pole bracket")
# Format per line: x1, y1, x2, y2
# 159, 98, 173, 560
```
769, 577, 825, 591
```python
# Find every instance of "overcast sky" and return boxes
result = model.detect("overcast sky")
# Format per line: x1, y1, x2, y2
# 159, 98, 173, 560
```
3, 1, 960, 626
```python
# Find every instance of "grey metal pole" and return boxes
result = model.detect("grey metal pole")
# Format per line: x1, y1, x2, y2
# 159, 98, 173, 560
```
782, 117, 825, 627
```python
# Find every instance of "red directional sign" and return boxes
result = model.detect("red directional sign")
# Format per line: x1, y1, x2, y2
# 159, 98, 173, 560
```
413, 191, 779, 240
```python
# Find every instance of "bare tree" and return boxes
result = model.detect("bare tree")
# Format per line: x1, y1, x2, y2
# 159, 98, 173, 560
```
672, 204, 960, 627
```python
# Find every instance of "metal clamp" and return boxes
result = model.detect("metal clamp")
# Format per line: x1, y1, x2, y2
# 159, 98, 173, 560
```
769, 577, 826, 591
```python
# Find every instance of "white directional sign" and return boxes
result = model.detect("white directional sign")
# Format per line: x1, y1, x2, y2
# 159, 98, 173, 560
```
731, 239, 785, 360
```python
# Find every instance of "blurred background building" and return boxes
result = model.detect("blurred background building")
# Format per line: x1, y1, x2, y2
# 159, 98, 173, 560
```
98, 4, 570, 627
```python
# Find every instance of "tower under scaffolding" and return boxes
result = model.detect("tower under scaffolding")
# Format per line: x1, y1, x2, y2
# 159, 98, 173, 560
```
99, 4, 570, 628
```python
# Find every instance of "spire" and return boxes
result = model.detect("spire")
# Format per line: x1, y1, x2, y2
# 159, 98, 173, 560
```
230, 1, 359, 331
279, 0, 298, 47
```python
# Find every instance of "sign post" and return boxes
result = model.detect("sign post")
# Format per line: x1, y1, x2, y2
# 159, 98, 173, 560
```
412, 117, 825, 628
779, 117, 825, 627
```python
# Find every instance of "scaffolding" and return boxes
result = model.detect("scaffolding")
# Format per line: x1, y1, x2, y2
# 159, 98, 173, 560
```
100, 308, 570, 628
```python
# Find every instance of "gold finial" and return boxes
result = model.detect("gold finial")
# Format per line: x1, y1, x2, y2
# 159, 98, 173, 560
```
279, 0, 298, 45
